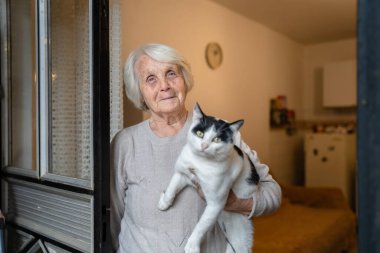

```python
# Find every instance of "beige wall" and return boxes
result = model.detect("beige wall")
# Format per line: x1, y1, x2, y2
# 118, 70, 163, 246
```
269, 38, 357, 185
120, 0, 355, 185
302, 38, 357, 121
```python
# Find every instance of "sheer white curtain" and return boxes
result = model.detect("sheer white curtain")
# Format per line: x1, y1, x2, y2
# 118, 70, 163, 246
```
110, 0, 124, 140
50, 0, 123, 179
51, 0, 90, 179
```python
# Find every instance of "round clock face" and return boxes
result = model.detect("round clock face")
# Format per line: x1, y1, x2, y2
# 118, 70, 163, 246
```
205, 42, 223, 69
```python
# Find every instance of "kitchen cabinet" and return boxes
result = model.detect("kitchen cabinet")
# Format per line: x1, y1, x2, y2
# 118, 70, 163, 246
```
323, 60, 357, 107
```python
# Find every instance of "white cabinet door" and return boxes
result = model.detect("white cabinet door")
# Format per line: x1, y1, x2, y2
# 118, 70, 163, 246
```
323, 60, 357, 107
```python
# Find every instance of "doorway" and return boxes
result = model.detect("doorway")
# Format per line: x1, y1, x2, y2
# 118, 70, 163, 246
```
0, 0, 110, 252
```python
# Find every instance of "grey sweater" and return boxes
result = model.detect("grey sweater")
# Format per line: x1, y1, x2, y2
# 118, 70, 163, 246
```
110, 116, 281, 252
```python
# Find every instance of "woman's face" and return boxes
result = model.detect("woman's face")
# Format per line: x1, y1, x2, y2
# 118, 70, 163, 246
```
136, 54, 187, 116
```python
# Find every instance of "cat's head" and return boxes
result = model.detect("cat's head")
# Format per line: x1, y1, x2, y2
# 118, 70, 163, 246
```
188, 103, 244, 158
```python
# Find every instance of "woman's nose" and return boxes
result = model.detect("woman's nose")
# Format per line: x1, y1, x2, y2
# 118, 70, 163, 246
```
159, 78, 170, 91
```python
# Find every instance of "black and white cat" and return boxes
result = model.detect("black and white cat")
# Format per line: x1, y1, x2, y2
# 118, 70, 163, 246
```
158, 103, 259, 253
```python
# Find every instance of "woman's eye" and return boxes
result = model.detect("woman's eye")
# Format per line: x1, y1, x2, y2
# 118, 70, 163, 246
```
146, 75, 156, 85
212, 137, 221, 143
167, 70, 177, 79
196, 130, 204, 138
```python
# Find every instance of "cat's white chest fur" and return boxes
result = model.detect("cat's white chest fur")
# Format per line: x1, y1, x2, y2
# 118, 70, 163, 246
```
180, 145, 244, 195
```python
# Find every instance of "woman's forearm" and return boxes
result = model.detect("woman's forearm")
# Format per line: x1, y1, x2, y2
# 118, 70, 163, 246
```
224, 191, 253, 216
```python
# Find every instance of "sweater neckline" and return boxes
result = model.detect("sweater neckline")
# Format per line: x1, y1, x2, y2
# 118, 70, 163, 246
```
144, 112, 192, 144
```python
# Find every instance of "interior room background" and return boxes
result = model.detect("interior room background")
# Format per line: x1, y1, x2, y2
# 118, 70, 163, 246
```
119, 0, 356, 187
0, 0, 362, 252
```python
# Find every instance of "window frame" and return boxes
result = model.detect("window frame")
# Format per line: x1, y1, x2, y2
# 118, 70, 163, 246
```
1, 0, 95, 190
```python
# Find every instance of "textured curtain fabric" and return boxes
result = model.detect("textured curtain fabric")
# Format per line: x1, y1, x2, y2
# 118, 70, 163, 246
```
51, 0, 91, 179
50, 0, 123, 179
110, 0, 124, 140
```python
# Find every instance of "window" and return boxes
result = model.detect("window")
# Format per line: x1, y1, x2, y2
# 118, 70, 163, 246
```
2, 0, 93, 188
1, 0, 110, 252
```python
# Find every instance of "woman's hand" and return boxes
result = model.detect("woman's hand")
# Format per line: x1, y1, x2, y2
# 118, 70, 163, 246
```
224, 191, 253, 216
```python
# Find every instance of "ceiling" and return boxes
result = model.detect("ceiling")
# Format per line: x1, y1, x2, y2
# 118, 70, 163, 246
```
211, 0, 357, 45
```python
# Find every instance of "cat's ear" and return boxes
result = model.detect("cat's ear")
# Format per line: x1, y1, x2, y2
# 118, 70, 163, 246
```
193, 102, 205, 120
229, 120, 244, 132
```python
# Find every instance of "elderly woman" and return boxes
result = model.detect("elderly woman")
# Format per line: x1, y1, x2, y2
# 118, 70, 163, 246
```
111, 43, 281, 253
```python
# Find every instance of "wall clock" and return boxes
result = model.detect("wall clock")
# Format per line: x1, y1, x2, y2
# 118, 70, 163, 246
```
205, 42, 223, 70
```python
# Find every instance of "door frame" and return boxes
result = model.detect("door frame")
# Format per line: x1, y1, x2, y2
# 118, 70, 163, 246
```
357, 0, 380, 252
92, 0, 110, 252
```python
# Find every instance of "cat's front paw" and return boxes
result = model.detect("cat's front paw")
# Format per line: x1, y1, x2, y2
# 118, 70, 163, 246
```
158, 192, 171, 211
184, 239, 200, 253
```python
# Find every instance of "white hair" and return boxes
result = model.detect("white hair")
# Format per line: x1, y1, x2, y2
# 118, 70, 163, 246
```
124, 43, 194, 111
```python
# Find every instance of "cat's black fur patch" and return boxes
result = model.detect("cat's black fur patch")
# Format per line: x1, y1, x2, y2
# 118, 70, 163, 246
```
246, 158, 260, 185
192, 115, 234, 143
234, 145, 260, 185
233, 145, 244, 158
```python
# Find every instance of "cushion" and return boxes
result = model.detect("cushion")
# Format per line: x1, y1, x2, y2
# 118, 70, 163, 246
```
253, 203, 356, 253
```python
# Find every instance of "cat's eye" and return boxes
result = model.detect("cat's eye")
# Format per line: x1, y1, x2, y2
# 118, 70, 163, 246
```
196, 130, 204, 138
213, 137, 221, 143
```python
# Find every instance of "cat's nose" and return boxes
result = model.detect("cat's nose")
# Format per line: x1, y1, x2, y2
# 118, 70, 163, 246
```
201, 143, 209, 151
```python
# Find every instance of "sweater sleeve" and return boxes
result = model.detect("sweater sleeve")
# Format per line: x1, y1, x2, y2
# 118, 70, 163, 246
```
110, 131, 128, 251
233, 132, 282, 218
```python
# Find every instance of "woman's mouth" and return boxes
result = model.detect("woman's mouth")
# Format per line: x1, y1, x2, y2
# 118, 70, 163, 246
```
160, 96, 175, 101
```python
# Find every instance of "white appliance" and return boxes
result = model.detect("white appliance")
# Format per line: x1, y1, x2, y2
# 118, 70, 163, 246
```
304, 133, 356, 209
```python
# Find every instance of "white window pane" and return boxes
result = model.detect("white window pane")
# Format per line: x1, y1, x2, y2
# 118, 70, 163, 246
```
10, 0, 37, 170
49, 0, 91, 180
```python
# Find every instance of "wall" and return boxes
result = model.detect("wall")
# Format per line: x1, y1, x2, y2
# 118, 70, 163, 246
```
302, 38, 357, 121
269, 38, 357, 185
120, 0, 304, 184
